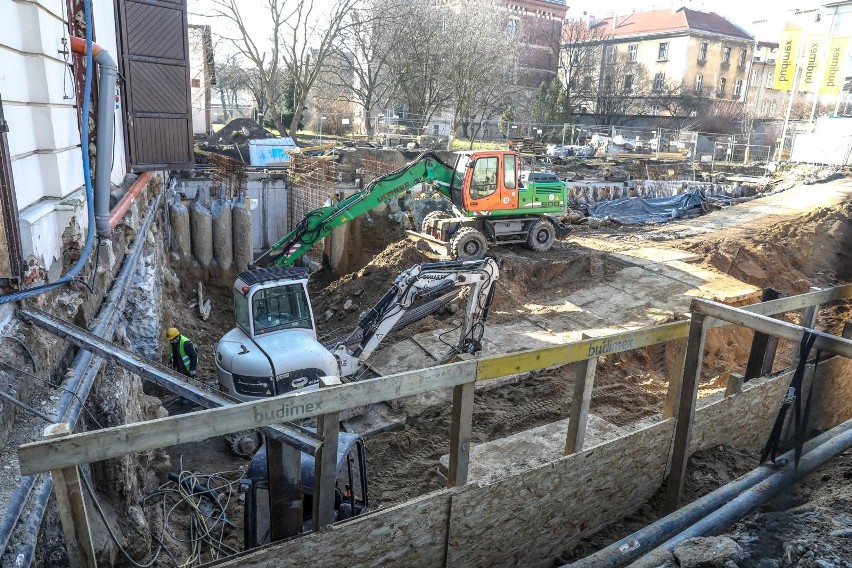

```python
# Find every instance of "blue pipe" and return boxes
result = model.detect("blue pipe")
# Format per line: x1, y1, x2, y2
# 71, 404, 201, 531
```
565, 419, 852, 568
0, 192, 162, 566
629, 418, 852, 568
0, 0, 94, 304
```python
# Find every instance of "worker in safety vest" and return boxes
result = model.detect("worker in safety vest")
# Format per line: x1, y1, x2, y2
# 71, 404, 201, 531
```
166, 327, 198, 378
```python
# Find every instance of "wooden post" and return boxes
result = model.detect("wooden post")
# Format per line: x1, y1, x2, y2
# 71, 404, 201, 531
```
665, 314, 707, 513
565, 334, 598, 455
313, 376, 341, 531
725, 373, 744, 397
46, 423, 96, 568
792, 290, 821, 368
267, 434, 303, 541
447, 380, 475, 487
842, 320, 852, 339
663, 338, 688, 419
744, 289, 783, 382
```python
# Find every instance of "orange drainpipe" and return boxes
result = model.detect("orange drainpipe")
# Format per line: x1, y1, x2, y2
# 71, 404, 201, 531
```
109, 172, 152, 229
69, 36, 105, 58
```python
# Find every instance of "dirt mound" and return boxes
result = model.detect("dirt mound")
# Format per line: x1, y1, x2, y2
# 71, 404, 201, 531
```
207, 118, 275, 145
311, 240, 435, 340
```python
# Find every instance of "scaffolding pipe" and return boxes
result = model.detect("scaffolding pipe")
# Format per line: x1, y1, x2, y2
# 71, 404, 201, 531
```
0, 192, 162, 566
629, 417, 852, 568
566, 418, 852, 568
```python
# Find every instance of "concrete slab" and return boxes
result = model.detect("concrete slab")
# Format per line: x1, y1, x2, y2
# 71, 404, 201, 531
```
341, 402, 407, 436
610, 247, 701, 266
436, 414, 630, 486
411, 321, 559, 361
369, 338, 436, 375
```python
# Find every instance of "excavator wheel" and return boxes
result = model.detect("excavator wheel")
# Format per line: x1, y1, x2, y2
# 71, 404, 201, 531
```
421, 210, 452, 233
450, 227, 487, 261
525, 219, 556, 252
227, 430, 262, 457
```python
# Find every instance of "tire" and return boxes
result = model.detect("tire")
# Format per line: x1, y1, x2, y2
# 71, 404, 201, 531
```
526, 219, 556, 252
450, 227, 488, 261
421, 210, 452, 233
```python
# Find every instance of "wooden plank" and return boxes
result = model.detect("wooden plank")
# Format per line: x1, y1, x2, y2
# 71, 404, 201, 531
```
313, 376, 341, 530
476, 321, 688, 381
725, 373, 744, 397
565, 334, 598, 455
665, 313, 708, 512
693, 298, 852, 359
46, 423, 96, 568
447, 381, 475, 487
663, 338, 688, 420
18, 361, 477, 476
267, 435, 303, 541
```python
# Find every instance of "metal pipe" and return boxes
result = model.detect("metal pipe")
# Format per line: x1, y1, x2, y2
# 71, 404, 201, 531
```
109, 171, 152, 229
566, 419, 852, 568
628, 418, 852, 568
69, 36, 118, 238
0, 192, 162, 566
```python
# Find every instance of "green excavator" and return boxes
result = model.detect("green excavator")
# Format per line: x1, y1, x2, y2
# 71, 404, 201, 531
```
253, 150, 569, 267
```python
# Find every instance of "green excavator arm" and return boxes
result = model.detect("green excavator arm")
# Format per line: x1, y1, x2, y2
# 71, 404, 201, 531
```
254, 151, 457, 267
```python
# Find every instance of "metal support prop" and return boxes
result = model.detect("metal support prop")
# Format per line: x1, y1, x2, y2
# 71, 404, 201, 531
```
743, 288, 782, 382
565, 333, 598, 455
447, 380, 475, 487
46, 423, 96, 568
665, 314, 707, 512
313, 376, 341, 531
791, 287, 821, 368
17, 307, 322, 455
267, 435, 303, 541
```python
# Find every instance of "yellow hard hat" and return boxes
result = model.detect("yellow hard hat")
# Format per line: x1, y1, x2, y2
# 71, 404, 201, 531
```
165, 327, 180, 341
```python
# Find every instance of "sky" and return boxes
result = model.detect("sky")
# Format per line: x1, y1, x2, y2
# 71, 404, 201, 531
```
188, 0, 827, 54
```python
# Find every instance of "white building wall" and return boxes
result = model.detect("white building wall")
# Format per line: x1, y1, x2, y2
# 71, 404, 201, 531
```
188, 26, 209, 136
0, 0, 126, 280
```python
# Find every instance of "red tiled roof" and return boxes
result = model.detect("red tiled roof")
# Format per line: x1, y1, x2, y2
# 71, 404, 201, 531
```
595, 7, 752, 41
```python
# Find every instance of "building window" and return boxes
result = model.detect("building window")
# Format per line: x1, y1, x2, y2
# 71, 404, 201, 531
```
761, 102, 768, 116
433, 124, 440, 136
582, 76, 592, 91
605, 45, 616, 63
506, 18, 518, 37
738, 48, 747, 68
651, 105, 660, 116
722, 46, 731, 65
658, 42, 669, 60
719, 77, 727, 96
733, 79, 742, 97
624, 74, 634, 92
698, 42, 708, 61
694, 74, 703, 92
627, 44, 637, 62
751, 70, 758, 84
604, 75, 613, 90
765, 71, 773, 88
653, 72, 665, 91
770, 102, 777, 115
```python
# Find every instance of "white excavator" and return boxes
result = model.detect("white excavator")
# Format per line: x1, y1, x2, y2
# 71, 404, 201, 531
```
216, 258, 499, 402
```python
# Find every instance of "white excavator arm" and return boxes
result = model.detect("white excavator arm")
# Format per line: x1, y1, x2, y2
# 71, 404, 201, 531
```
333, 257, 500, 379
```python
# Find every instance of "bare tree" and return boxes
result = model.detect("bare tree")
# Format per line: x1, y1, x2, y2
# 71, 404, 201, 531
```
595, 53, 651, 125
443, 0, 521, 150
386, 0, 452, 135
328, 0, 405, 140
210, 0, 287, 133
213, 53, 243, 123
281, 0, 359, 137
559, 19, 610, 116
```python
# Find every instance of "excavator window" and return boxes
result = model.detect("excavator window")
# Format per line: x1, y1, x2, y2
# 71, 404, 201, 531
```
470, 157, 498, 199
504, 155, 517, 189
251, 284, 312, 334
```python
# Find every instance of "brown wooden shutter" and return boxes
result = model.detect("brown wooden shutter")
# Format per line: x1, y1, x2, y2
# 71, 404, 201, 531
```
116, 0, 194, 171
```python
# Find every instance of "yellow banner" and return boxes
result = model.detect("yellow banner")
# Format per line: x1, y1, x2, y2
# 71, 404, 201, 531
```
774, 27, 802, 91
800, 34, 827, 93
821, 36, 850, 95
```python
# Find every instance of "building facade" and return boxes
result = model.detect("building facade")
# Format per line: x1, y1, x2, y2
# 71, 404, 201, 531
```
562, 7, 754, 120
